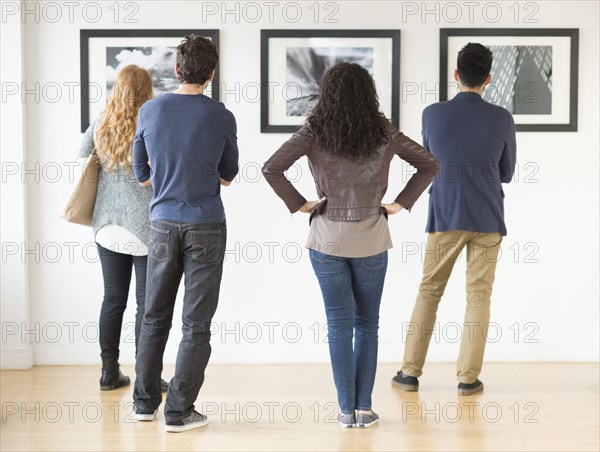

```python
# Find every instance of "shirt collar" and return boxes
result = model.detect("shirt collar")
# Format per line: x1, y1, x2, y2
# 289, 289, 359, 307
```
450, 91, 484, 103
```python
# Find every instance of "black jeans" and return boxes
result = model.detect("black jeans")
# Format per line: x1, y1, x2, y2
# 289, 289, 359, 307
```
134, 220, 226, 422
96, 243, 147, 359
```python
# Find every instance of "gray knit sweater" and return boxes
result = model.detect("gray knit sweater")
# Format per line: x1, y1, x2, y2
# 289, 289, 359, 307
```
78, 120, 153, 245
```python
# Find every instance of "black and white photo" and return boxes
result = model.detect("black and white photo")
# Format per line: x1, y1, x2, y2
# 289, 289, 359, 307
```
487, 45, 553, 115
285, 46, 374, 116
106, 46, 180, 96
440, 28, 578, 131
80, 29, 219, 132
261, 30, 400, 133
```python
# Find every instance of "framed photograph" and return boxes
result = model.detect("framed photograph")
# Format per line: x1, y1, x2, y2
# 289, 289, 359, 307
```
440, 28, 579, 132
261, 29, 400, 133
80, 29, 220, 132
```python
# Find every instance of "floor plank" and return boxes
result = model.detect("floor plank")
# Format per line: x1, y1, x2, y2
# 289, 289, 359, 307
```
1, 363, 598, 451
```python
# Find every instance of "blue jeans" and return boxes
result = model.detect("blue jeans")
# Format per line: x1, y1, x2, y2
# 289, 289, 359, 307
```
309, 249, 388, 414
133, 220, 226, 422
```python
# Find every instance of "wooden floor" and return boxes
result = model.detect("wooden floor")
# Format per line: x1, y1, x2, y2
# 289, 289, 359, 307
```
1, 363, 598, 451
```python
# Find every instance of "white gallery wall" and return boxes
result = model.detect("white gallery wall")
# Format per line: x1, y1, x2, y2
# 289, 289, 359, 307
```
1, 1, 598, 368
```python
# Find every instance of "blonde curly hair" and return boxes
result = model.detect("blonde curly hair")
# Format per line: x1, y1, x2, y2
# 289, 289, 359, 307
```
95, 65, 153, 172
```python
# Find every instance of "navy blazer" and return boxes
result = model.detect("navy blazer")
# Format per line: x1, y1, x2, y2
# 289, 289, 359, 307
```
423, 92, 516, 236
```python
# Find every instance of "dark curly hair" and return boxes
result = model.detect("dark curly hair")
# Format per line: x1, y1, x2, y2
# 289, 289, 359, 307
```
176, 34, 219, 85
307, 63, 389, 161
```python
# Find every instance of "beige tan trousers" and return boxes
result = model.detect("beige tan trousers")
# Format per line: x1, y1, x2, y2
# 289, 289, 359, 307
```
401, 230, 503, 384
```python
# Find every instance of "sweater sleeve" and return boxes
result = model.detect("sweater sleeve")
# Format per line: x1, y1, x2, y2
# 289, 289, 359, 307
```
77, 120, 96, 159
219, 111, 239, 182
390, 128, 440, 211
262, 126, 310, 213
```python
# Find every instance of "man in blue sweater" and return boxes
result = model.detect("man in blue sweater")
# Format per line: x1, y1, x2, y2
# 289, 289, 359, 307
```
393, 43, 516, 395
132, 35, 239, 431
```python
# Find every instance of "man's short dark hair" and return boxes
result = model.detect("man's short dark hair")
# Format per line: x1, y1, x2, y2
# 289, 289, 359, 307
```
176, 34, 219, 85
457, 43, 493, 88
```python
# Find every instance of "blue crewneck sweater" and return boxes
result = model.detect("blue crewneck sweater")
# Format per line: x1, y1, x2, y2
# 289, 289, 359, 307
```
133, 93, 239, 223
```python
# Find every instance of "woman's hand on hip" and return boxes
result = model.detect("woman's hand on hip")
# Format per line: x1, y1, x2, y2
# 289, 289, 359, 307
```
381, 202, 404, 215
299, 197, 326, 213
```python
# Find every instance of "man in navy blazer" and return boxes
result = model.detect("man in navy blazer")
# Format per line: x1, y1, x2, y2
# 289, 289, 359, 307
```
393, 43, 516, 395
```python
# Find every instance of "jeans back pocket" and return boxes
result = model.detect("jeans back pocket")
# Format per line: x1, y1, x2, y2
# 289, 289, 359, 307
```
361, 252, 387, 270
190, 230, 223, 264
149, 224, 170, 262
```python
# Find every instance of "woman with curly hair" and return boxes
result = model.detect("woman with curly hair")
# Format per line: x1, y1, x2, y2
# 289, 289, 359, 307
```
78, 65, 166, 391
263, 63, 440, 428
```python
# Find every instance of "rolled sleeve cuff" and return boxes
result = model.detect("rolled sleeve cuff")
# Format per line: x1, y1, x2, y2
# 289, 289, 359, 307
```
220, 168, 239, 183
133, 164, 151, 183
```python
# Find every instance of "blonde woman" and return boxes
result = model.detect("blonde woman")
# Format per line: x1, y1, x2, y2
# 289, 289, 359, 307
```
78, 65, 166, 391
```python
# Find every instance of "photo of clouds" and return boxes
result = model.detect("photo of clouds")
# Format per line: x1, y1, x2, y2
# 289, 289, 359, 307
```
105, 46, 180, 97
487, 45, 553, 114
285, 47, 374, 116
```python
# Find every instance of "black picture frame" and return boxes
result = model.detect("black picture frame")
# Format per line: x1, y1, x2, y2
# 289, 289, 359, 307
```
440, 28, 579, 132
80, 29, 220, 132
261, 29, 400, 133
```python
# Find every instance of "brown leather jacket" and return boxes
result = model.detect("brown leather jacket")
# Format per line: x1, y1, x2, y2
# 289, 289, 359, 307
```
262, 123, 440, 221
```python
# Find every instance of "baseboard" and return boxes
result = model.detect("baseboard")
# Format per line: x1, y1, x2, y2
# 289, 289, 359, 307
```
0, 345, 33, 369
29, 343, 600, 365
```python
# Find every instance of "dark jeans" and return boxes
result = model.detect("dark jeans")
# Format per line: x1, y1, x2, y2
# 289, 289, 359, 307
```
309, 249, 388, 414
96, 243, 147, 359
134, 220, 226, 422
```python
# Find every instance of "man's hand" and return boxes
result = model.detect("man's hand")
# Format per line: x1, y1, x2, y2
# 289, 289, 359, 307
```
381, 202, 404, 215
220, 178, 231, 186
140, 179, 152, 187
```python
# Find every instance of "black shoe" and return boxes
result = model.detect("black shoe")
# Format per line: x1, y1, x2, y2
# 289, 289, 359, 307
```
458, 379, 484, 395
392, 371, 419, 391
160, 378, 169, 393
99, 353, 130, 390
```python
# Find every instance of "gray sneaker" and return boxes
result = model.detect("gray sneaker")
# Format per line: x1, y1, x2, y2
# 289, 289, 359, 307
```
165, 411, 208, 433
356, 411, 379, 428
133, 407, 157, 422
338, 412, 356, 428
